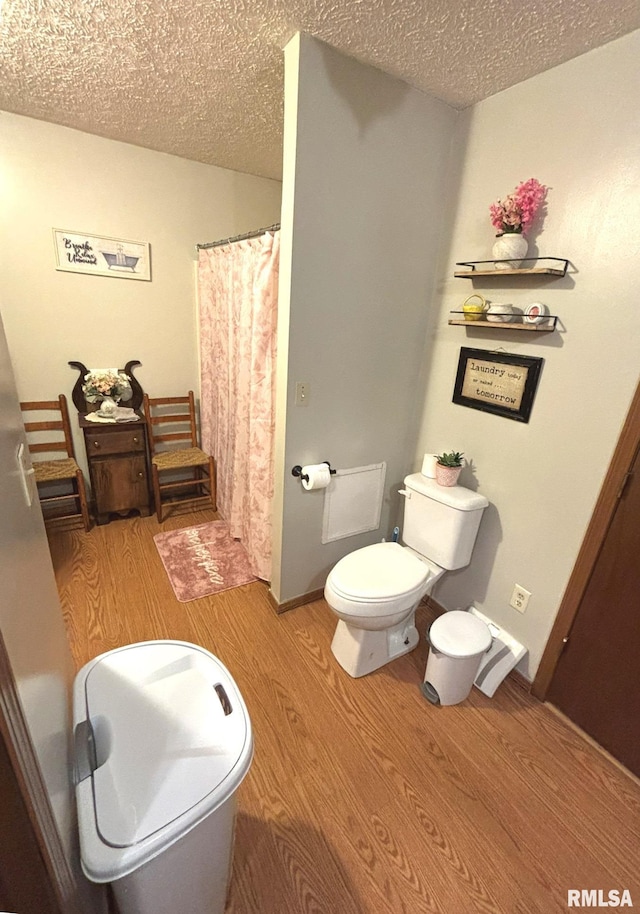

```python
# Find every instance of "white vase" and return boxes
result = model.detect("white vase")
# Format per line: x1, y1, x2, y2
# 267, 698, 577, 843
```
492, 233, 528, 270
98, 396, 118, 418
486, 303, 515, 323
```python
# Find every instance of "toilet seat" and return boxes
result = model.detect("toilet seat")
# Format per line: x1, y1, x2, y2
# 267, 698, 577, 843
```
326, 542, 444, 677
327, 542, 430, 612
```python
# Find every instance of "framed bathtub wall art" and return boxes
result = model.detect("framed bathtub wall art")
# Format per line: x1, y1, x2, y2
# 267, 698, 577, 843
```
53, 229, 151, 281
452, 347, 543, 423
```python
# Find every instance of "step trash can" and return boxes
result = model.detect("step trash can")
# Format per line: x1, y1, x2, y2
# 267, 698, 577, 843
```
421, 611, 492, 706
73, 640, 253, 914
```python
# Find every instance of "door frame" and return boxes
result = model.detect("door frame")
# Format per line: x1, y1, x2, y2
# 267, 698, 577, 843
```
0, 629, 79, 914
533, 376, 640, 700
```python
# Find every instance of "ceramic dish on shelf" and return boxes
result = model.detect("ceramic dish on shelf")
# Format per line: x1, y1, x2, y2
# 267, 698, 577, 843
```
524, 302, 549, 324
486, 303, 515, 323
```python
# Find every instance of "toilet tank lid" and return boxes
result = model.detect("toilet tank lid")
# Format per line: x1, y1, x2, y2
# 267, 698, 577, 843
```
404, 473, 489, 511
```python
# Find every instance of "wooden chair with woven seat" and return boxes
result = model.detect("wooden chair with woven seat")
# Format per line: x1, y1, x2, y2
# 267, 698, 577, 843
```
20, 395, 91, 532
143, 391, 216, 522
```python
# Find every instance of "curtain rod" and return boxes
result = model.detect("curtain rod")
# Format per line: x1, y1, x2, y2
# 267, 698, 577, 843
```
196, 222, 281, 251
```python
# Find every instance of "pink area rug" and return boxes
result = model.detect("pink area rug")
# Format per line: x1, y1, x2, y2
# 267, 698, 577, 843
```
154, 521, 257, 602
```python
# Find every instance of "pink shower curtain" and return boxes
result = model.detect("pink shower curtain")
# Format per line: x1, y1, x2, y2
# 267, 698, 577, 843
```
197, 230, 279, 581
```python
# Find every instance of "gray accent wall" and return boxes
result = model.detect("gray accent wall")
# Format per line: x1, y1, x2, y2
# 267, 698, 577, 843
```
271, 34, 457, 603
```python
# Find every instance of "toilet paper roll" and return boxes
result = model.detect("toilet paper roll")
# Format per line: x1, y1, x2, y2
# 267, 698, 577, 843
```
421, 454, 438, 478
301, 463, 332, 490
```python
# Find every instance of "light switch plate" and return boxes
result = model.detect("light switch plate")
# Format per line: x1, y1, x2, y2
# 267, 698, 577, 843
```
17, 442, 36, 507
295, 381, 310, 406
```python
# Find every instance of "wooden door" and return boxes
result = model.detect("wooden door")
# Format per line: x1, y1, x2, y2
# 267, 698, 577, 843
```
546, 444, 640, 776
0, 729, 63, 914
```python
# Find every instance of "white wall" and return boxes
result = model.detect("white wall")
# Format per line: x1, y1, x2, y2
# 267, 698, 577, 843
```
0, 112, 281, 476
414, 30, 640, 679
272, 34, 457, 603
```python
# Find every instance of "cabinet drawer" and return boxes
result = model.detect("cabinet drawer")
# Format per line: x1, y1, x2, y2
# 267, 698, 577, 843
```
85, 428, 146, 457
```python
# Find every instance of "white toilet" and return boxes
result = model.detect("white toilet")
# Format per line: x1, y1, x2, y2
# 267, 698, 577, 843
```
324, 473, 489, 677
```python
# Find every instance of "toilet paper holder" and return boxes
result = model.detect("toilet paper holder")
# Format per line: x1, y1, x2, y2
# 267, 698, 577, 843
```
292, 461, 337, 483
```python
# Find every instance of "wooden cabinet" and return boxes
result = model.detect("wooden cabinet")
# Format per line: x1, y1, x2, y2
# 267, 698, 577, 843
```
69, 359, 151, 525
80, 416, 151, 524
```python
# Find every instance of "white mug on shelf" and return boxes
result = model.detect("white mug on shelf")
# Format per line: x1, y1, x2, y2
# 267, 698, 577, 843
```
486, 303, 515, 323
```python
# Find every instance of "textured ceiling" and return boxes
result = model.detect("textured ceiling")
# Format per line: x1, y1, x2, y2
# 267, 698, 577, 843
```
1, 0, 639, 180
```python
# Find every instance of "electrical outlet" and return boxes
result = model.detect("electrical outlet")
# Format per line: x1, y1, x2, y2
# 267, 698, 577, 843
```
295, 381, 310, 406
510, 584, 531, 613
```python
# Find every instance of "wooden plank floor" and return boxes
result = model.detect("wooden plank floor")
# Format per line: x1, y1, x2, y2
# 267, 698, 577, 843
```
48, 510, 640, 913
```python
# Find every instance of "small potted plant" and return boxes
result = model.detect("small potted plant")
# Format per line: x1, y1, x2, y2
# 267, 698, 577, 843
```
435, 451, 464, 487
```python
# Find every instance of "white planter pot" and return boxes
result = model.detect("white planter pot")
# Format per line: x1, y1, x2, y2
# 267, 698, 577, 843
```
492, 233, 528, 270
486, 303, 515, 323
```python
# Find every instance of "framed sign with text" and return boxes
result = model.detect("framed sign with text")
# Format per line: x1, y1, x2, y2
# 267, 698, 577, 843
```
53, 229, 151, 281
453, 347, 543, 423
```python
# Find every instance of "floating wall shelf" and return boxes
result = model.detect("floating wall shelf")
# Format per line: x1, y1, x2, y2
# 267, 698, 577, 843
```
454, 257, 568, 278
448, 312, 557, 332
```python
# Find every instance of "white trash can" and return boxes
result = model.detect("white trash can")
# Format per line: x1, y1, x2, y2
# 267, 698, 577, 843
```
421, 611, 492, 706
73, 640, 253, 914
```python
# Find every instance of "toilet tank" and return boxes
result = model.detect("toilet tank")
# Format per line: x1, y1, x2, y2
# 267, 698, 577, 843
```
401, 473, 488, 570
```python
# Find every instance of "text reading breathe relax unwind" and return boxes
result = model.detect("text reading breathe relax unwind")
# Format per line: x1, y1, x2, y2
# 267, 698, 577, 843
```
461, 358, 529, 410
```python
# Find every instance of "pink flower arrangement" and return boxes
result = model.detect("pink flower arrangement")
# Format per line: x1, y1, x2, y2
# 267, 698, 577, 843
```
490, 178, 548, 235
82, 369, 132, 403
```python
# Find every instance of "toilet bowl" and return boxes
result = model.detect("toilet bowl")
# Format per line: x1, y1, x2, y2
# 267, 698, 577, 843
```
324, 473, 489, 678
325, 542, 444, 678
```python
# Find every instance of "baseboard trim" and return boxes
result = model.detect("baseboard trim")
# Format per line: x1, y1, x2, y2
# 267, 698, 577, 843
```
509, 669, 532, 693
545, 703, 640, 787
421, 594, 445, 616
268, 588, 325, 615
